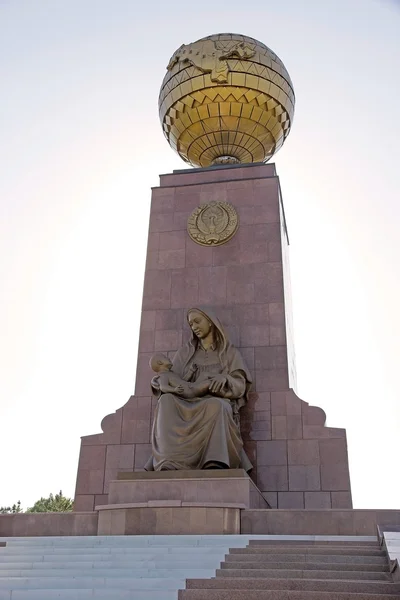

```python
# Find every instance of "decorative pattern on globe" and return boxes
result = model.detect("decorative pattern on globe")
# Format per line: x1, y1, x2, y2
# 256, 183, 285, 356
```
187, 201, 239, 246
159, 33, 295, 168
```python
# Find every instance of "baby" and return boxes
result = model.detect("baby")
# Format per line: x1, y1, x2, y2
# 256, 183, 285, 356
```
149, 353, 211, 399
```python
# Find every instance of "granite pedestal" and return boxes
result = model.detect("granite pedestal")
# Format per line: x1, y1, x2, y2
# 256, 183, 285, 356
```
96, 469, 268, 535
74, 162, 352, 513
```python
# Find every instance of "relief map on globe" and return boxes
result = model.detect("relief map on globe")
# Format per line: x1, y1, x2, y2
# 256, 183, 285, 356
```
159, 33, 295, 168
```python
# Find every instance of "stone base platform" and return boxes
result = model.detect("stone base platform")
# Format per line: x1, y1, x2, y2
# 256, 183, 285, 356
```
97, 504, 241, 535
2, 508, 400, 537
96, 469, 268, 535
110, 469, 268, 508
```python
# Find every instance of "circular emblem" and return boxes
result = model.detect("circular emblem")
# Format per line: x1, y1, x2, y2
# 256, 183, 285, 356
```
187, 201, 239, 246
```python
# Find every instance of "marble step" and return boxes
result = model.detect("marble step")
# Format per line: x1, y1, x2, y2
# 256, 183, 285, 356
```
0, 568, 216, 579
0, 536, 247, 547
0, 544, 228, 557
0, 560, 221, 577
1, 536, 376, 547
224, 554, 387, 565
230, 547, 385, 556
185, 577, 400, 594
0, 576, 185, 590
0, 556, 224, 572
216, 568, 393, 581
178, 591, 400, 599
0, 590, 179, 599
220, 561, 390, 572
249, 535, 379, 548
0, 550, 227, 561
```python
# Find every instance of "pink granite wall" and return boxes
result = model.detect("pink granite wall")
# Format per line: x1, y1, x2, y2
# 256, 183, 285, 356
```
74, 163, 352, 512
0, 512, 98, 537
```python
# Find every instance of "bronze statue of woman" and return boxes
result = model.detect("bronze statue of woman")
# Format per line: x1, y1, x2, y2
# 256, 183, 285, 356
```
145, 307, 252, 471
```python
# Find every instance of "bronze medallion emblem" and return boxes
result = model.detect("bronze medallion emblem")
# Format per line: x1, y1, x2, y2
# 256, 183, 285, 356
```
187, 201, 239, 246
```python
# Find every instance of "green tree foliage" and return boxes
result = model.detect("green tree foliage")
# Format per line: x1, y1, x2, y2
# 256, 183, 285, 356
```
27, 491, 73, 513
0, 501, 22, 514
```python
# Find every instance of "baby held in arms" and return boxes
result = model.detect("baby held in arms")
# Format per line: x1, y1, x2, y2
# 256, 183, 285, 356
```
149, 353, 210, 399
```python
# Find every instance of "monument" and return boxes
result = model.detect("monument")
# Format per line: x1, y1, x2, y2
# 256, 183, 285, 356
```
73, 33, 353, 533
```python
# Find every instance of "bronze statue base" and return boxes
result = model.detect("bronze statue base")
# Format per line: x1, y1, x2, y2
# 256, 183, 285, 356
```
95, 469, 269, 535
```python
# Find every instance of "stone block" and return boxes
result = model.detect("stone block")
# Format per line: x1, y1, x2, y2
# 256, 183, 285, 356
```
142, 270, 171, 309
149, 211, 175, 233
256, 440, 287, 466
174, 189, 202, 212
268, 240, 282, 261
147, 232, 159, 251
133, 443, 152, 470
0, 512, 98, 537
140, 310, 156, 330
78, 445, 106, 470
271, 415, 287, 438
159, 230, 186, 250
226, 279, 255, 304
240, 326, 270, 347
288, 440, 320, 465
305, 491, 332, 509
303, 425, 346, 439
158, 248, 186, 269
150, 191, 175, 213
213, 239, 241, 267
253, 391, 271, 411
278, 491, 305, 508
319, 438, 349, 464
285, 391, 302, 415
288, 465, 321, 491
287, 415, 303, 438
73, 494, 95, 512
244, 419, 271, 441
171, 268, 199, 308
255, 346, 288, 369
239, 346, 254, 370
256, 370, 289, 392
302, 404, 327, 425
105, 444, 135, 471
186, 239, 213, 267
155, 308, 184, 330
331, 491, 353, 508
75, 469, 104, 495
198, 266, 227, 305
268, 302, 285, 326
154, 328, 182, 352
98, 506, 240, 535
270, 391, 287, 415
107, 469, 267, 509
269, 324, 287, 345
262, 491, 277, 508
138, 329, 155, 352
121, 397, 151, 444
255, 280, 284, 303
321, 462, 351, 491
257, 466, 288, 491
234, 304, 270, 326
241, 508, 400, 535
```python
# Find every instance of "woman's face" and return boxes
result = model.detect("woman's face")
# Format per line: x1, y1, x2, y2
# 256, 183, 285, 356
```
188, 311, 212, 340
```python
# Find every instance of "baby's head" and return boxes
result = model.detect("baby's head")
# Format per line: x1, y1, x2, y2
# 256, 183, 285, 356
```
149, 353, 173, 373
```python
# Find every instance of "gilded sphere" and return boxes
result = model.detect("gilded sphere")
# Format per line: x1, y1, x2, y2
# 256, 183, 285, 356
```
159, 33, 295, 168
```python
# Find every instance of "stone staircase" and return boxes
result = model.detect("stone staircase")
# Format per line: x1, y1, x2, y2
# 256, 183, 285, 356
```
0, 535, 245, 599
181, 538, 400, 599
0, 535, 398, 599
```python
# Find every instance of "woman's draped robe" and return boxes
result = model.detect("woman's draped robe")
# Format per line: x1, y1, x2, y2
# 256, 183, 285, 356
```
145, 309, 253, 472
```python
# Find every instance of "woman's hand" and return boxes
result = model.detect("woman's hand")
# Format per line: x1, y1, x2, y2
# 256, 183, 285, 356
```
208, 374, 227, 394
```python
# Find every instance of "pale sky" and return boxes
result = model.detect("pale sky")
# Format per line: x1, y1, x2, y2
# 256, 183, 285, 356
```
1, 0, 399, 510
